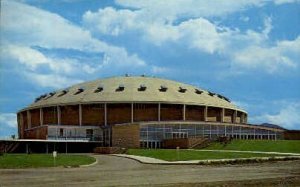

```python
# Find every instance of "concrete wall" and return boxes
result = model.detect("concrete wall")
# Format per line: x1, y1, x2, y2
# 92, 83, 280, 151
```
112, 124, 140, 148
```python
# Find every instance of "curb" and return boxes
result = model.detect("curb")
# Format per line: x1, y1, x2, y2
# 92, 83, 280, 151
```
79, 155, 98, 167
111, 154, 300, 165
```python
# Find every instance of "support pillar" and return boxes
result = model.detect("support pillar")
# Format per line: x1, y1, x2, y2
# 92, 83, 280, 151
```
104, 103, 107, 126
40, 108, 43, 126
27, 110, 31, 129
79, 104, 82, 126
158, 103, 161, 122
221, 108, 225, 122
183, 104, 186, 121
233, 110, 237, 123
57, 106, 61, 125
204, 106, 207, 121
131, 103, 134, 123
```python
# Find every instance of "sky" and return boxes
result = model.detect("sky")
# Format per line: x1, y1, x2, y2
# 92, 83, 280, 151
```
0, 0, 300, 138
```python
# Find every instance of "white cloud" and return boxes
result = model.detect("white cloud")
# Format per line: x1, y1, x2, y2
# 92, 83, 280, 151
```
252, 102, 300, 129
0, 113, 17, 129
1, 1, 146, 76
274, 0, 300, 4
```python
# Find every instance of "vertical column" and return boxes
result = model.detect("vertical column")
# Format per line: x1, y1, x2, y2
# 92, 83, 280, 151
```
221, 108, 225, 122
57, 106, 61, 125
27, 110, 31, 129
183, 104, 186, 121
158, 103, 161, 122
204, 106, 207, 121
209, 124, 212, 139
233, 110, 237, 123
40, 108, 43, 126
79, 104, 82, 126
131, 103, 134, 123
104, 103, 107, 126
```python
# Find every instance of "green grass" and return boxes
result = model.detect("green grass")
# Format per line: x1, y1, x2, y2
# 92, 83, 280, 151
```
204, 140, 300, 153
0, 154, 96, 169
127, 149, 282, 161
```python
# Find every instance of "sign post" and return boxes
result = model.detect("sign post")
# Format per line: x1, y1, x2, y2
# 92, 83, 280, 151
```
53, 151, 57, 167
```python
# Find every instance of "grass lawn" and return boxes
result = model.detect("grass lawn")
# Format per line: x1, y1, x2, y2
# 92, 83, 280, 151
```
127, 149, 282, 161
204, 140, 300, 153
0, 154, 96, 169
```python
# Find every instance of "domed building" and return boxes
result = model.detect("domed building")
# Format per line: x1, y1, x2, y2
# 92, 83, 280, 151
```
17, 76, 283, 149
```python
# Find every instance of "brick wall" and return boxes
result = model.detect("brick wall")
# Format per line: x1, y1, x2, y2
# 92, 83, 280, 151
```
107, 103, 131, 125
30, 109, 40, 127
60, 105, 79, 125
161, 104, 183, 121
43, 107, 58, 125
224, 109, 234, 123
207, 107, 221, 122
185, 105, 204, 121
82, 104, 105, 126
133, 103, 158, 122
112, 124, 140, 148
24, 126, 48, 139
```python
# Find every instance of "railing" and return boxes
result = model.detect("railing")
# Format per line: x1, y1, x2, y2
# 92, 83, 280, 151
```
47, 135, 103, 142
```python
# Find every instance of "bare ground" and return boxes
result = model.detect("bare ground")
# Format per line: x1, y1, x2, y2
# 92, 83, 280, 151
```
0, 155, 299, 187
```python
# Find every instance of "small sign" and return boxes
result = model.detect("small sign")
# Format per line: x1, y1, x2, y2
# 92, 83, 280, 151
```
53, 151, 57, 158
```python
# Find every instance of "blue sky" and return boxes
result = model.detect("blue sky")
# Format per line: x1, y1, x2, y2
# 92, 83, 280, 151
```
0, 0, 300, 137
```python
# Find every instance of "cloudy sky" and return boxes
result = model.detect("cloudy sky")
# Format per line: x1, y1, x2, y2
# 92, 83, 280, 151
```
0, 0, 299, 137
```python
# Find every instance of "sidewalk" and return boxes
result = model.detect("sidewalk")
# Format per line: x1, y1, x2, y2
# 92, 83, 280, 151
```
112, 150, 300, 165
190, 149, 300, 156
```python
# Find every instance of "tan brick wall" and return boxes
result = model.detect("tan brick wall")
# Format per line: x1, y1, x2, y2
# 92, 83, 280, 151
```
43, 107, 58, 125
112, 124, 140, 148
82, 104, 105, 126
30, 109, 40, 127
60, 105, 79, 125
207, 107, 221, 122
224, 109, 234, 123
107, 104, 131, 125
186, 105, 204, 121
161, 104, 183, 121
133, 103, 158, 122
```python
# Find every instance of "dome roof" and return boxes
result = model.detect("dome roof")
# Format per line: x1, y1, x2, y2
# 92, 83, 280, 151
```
26, 76, 246, 112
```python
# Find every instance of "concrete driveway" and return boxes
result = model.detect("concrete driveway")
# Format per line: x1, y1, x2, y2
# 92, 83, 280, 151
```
0, 154, 299, 186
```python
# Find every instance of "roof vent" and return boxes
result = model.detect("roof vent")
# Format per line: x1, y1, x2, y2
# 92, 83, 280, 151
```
138, 84, 147, 91
58, 89, 69, 97
34, 94, 47, 102
195, 89, 203, 94
223, 96, 231, 102
45, 91, 56, 99
94, 85, 104, 93
116, 84, 125, 92
159, 85, 168, 92
74, 87, 84, 95
208, 91, 215, 97
125, 73, 130, 77
179, 87, 187, 93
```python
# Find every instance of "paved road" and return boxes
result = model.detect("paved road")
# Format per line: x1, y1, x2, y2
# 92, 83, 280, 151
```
0, 155, 300, 186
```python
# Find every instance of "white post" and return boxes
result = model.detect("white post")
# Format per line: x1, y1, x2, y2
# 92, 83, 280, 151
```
131, 103, 134, 123
183, 104, 186, 121
79, 104, 82, 126
158, 103, 161, 122
104, 103, 107, 126
57, 106, 61, 125
204, 106, 207, 121
221, 108, 225, 122
40, 108, 43, 126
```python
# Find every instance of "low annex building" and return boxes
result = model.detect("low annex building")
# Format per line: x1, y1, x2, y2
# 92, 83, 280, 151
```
17, 76, 284, 149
